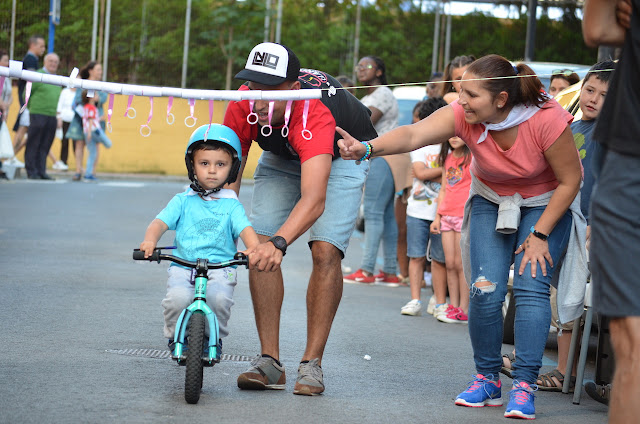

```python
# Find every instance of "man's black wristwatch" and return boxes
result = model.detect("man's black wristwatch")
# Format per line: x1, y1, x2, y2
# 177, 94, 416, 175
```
268, 236, 288, 256
530, 226, 548, 241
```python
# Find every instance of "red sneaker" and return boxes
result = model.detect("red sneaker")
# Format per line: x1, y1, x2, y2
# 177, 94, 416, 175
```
343, 269, 375, 284
374, 271, 402, 287
437, 307, 469, 324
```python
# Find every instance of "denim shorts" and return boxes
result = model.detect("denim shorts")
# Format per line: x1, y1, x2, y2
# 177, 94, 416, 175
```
250, 151, 369, 257
406, 215, 445, 263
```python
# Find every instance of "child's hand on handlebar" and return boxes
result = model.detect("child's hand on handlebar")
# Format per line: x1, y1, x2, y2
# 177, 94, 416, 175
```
139, 240, 157, 258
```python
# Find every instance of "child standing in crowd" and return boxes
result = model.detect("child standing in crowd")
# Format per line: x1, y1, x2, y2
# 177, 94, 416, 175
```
430, 136, 472, 324
401, 98, 449, 316
138, 124, 259, 357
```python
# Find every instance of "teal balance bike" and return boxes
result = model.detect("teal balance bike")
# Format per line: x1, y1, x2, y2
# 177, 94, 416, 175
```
133, 247, 248, 404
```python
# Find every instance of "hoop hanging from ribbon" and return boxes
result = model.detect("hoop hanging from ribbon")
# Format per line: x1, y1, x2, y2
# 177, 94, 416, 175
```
301, 100, 312, 140
106, 93, 115, 133
140, 97, 153, 137
203, 100, 214, 141
166, 96, 175, 125
124, 95, 136, 118
185, 98, 196, 127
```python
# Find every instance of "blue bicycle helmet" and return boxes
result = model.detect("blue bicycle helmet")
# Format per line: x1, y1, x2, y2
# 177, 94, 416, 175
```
185, 124, 242, 194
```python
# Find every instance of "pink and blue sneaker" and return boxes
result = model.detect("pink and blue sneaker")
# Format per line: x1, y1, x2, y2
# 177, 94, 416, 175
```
455, 374, 503, 407
504, 380, 537, 420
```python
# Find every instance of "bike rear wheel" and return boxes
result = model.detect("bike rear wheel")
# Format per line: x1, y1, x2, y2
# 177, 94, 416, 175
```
185, 312, 205, 404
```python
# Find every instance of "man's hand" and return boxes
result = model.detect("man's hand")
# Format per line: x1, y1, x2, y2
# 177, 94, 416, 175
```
617, 0, 632, 29
246, 241, 282, 272
336, 126, 366, 161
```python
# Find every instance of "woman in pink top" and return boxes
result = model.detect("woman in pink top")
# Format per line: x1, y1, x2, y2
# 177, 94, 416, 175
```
430, 137, 472, 324
336, 54, 585, 420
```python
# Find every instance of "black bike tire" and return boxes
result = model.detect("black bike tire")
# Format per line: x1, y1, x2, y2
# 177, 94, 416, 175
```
184, 312, 205, 404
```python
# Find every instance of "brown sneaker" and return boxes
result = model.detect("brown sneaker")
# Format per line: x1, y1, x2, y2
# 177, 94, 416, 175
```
237, 355, 286, 390
293, 358, 324, 396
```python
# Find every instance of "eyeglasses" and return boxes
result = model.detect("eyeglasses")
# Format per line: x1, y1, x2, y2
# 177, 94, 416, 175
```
552, 69, 575, 76
354, 64, 375, 72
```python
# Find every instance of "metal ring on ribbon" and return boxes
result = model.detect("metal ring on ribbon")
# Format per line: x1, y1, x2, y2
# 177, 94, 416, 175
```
184, 115, 197, 127
166, 96, 175, 125
281, 100, 293, 138
260, 101, 274, 137
139, 97, 154, 137
301, 100, 313, 140
124, 95, 136, 119
185, 99, 196, 127
246, 99, 259, 125
106, 93, 115, 133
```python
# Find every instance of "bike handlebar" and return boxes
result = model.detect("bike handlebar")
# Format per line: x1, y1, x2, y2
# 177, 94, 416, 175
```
133, 248, 248, 269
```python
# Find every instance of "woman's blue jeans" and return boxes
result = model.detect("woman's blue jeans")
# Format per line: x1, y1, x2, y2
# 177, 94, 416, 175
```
467, 195, 572, 384
361, 157, 397, 275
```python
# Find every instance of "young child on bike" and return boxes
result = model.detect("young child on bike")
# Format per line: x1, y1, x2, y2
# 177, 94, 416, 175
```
138, 124, 259, 356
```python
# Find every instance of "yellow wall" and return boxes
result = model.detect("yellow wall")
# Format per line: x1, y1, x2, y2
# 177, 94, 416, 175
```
6, 87, 262, 178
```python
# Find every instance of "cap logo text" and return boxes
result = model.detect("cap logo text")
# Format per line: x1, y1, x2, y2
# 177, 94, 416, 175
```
252, 51, 279, 70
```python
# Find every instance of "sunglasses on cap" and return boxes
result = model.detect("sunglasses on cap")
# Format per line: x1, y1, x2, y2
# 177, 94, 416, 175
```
552, 69, 575, 76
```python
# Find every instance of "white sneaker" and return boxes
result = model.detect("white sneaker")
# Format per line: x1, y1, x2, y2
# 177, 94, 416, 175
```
426, 295, 437, 315
433, 303, 450, 319
401, 299, 422, 316
8, 157, 25, 168
52, 160, 68, 171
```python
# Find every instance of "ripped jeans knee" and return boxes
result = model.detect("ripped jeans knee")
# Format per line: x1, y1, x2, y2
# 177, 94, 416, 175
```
470, 276, 497, 297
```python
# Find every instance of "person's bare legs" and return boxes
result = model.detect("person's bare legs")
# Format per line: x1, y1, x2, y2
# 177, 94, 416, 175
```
453, 231, 469, 314
301, 241, 344, 365
248, 234, 284, 361
431, 260, 447, 305
74, 139, 85, 175
442, 230, 460, 308
394, 196, 409, 279
12, 126, 28, 155
409, 256, 427, 300
608, 316, 640, 424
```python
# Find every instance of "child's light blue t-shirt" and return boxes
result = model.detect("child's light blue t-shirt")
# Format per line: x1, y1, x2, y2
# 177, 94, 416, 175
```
156, 188, 252, 266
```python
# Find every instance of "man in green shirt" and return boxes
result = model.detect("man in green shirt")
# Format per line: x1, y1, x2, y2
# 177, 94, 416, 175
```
25, 53, 62, 179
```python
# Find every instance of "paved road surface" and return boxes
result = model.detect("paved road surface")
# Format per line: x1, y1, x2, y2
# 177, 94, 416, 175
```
0, 176, 608, 423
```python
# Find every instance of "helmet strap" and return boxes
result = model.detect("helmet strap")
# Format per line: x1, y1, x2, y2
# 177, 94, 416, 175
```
190, 179, 222, 198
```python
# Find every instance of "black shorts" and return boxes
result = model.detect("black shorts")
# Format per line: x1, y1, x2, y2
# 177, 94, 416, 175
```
591, 148, 640, 317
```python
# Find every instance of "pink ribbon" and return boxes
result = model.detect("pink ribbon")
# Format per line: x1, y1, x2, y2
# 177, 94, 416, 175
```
140, 97, 153, 137
246, 99, 258, 124
281, 100, 293, 138
124, 95, 136, 118
19, 81, 32, 114
301, 100, 312, 140
261, 101, 274, 137
166, 96, 175, 124
106, 93, 115, 132
203, 100, 214, 141
0, 77, 4, 118
185, 98, 196, 127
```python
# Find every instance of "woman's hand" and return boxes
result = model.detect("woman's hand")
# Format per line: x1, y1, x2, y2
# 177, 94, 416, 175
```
336, 126, 367, 161
515, 234, 553, 278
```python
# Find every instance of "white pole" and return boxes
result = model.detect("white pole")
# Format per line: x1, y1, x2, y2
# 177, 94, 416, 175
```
352, 0, 361, 83
182, 0, 192, 89
264, 0, 271, 42
431, 0, 441, 76
444, 4, 451, 67
10, 0, 16, 60
91, 0, 99, 61
275, 0, 283, 44
102, 0, 111, 81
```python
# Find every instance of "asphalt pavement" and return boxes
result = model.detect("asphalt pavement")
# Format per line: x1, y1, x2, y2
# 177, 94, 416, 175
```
0, 174, 609, 423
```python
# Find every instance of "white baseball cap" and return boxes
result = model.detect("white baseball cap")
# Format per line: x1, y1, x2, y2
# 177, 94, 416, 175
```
235, 42, 301, 86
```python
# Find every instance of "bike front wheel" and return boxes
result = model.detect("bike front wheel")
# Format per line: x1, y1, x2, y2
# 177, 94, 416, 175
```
184, 312, 205, 404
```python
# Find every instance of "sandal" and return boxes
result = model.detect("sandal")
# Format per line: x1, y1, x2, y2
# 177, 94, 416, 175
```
500, 352, 516, 378
536, 369, 576, 392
